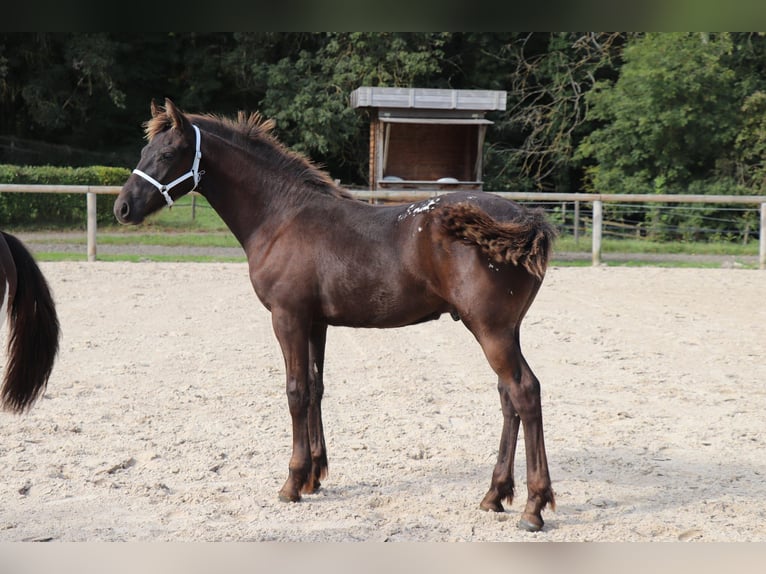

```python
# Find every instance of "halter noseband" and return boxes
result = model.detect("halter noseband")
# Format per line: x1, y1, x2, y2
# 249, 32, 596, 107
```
132, 124, 202, 207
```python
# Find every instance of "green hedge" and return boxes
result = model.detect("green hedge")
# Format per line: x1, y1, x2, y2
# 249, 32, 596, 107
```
0, 165, 131, 227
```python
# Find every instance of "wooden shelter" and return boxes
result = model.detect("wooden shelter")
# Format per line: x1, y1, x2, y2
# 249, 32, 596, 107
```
350, 87, 507, 192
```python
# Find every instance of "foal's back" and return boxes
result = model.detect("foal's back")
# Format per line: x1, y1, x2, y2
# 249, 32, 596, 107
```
251, 191, 550, 330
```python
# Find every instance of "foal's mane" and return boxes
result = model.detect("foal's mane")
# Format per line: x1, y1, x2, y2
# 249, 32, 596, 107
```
145, 106, 352, 200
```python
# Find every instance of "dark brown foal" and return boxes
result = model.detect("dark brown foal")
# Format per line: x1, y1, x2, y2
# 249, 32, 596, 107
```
114, 98, 558, 531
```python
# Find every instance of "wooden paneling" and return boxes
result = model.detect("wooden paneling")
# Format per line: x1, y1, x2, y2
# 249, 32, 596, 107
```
384, 124, 478, 182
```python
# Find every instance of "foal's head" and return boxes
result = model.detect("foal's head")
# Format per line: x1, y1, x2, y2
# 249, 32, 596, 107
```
114, 98, 200, 224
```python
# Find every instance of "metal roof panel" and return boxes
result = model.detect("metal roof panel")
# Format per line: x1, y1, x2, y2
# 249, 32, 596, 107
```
351, 87, 507, 111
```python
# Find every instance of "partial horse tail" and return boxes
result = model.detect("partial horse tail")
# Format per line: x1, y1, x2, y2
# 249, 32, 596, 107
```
1, 232, 60, 413
439, 202, 557, 280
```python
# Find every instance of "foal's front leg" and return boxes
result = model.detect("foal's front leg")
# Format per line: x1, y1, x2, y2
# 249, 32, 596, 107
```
272, 310, 312, 502
304, 322, 329, 494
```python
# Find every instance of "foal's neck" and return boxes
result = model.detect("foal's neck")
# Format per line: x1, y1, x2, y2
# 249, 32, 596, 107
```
196, 132, 324, 249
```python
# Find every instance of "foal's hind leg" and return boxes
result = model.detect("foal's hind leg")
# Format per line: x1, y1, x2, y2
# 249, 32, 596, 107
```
479, 381, 521, 512
303, 322, 329, 494
479, 333, 555, 531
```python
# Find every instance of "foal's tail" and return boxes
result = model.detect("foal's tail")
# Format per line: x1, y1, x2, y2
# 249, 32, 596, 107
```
1, 232, 60, 413
439, 203, 557, 280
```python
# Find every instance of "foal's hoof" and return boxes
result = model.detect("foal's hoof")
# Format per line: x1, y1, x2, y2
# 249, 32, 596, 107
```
301, 481, 321, 495
479, 492, 505, 513
517, 515, 544, 532
278, 490, 301, 503
479, 499, 504, 513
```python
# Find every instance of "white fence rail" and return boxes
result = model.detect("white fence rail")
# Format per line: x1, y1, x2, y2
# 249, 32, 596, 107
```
1, 184, 765, 268
356, 189, 766, 269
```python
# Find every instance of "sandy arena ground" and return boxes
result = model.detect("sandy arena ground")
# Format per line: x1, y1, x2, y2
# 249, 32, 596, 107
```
0, 262, 764, 541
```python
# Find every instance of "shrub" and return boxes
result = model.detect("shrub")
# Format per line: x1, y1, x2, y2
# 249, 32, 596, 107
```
0, 165, 130, 227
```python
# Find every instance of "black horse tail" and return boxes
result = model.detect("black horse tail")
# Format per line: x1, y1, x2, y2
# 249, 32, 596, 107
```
1, 232, 60, 413
439, 203, 557, 281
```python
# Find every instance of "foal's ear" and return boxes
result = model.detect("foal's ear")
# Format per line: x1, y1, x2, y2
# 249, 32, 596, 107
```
164, 98, 186, 132
150, 99, 161, 118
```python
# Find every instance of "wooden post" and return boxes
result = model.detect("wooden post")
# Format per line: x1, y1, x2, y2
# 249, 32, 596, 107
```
561, 202, 567, 232
369, 120, 376, 192
760, 202, 765, 270
592, 200, 603, 266
475, 124, 487, 186
574, 200, 580, 245
87, 191, 97, 262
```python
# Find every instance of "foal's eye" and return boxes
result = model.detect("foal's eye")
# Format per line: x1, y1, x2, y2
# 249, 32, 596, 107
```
161, 151, 174, 160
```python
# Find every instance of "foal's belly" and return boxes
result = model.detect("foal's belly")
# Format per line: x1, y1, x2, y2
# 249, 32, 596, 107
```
321, 289, 450, 329
324, 310, 447, 329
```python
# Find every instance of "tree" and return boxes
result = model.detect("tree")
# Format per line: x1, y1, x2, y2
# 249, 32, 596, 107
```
575, 33, 739, 196
573, 33, 766, 240
229, 32, 451, 184
490, 32, 626, 192
0, 34, 124, 137
728, 33, 766, 194
735, 91, 766, 191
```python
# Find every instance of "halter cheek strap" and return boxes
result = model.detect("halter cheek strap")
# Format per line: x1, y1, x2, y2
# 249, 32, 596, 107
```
132, 124, 203, 207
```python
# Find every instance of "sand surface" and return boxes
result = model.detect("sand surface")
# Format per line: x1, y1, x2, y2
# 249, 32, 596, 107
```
0, 262, 764, 541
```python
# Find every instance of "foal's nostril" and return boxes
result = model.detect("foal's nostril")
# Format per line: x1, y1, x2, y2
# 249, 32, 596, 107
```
115, 200, 130, 221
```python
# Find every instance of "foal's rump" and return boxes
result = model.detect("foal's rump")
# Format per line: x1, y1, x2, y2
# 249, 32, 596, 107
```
434, 194, 556, 281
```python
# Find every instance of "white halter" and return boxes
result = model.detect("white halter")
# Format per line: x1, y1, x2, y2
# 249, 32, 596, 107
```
132, 124, 202, 207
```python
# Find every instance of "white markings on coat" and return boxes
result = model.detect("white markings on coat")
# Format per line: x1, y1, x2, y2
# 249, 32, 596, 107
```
397, 197, 442, 221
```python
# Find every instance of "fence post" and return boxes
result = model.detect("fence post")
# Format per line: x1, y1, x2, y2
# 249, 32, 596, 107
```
592, 199, 603, 266
87, 191, 97, 262
574, 200, 580, 245
760, 202, 765, 270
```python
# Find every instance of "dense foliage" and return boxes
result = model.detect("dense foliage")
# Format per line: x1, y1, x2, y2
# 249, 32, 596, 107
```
1, 32, 765, 237
0, 164, 129, 225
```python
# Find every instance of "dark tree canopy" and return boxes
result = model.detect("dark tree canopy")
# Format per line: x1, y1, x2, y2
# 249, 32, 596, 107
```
2, 32, 766, 197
